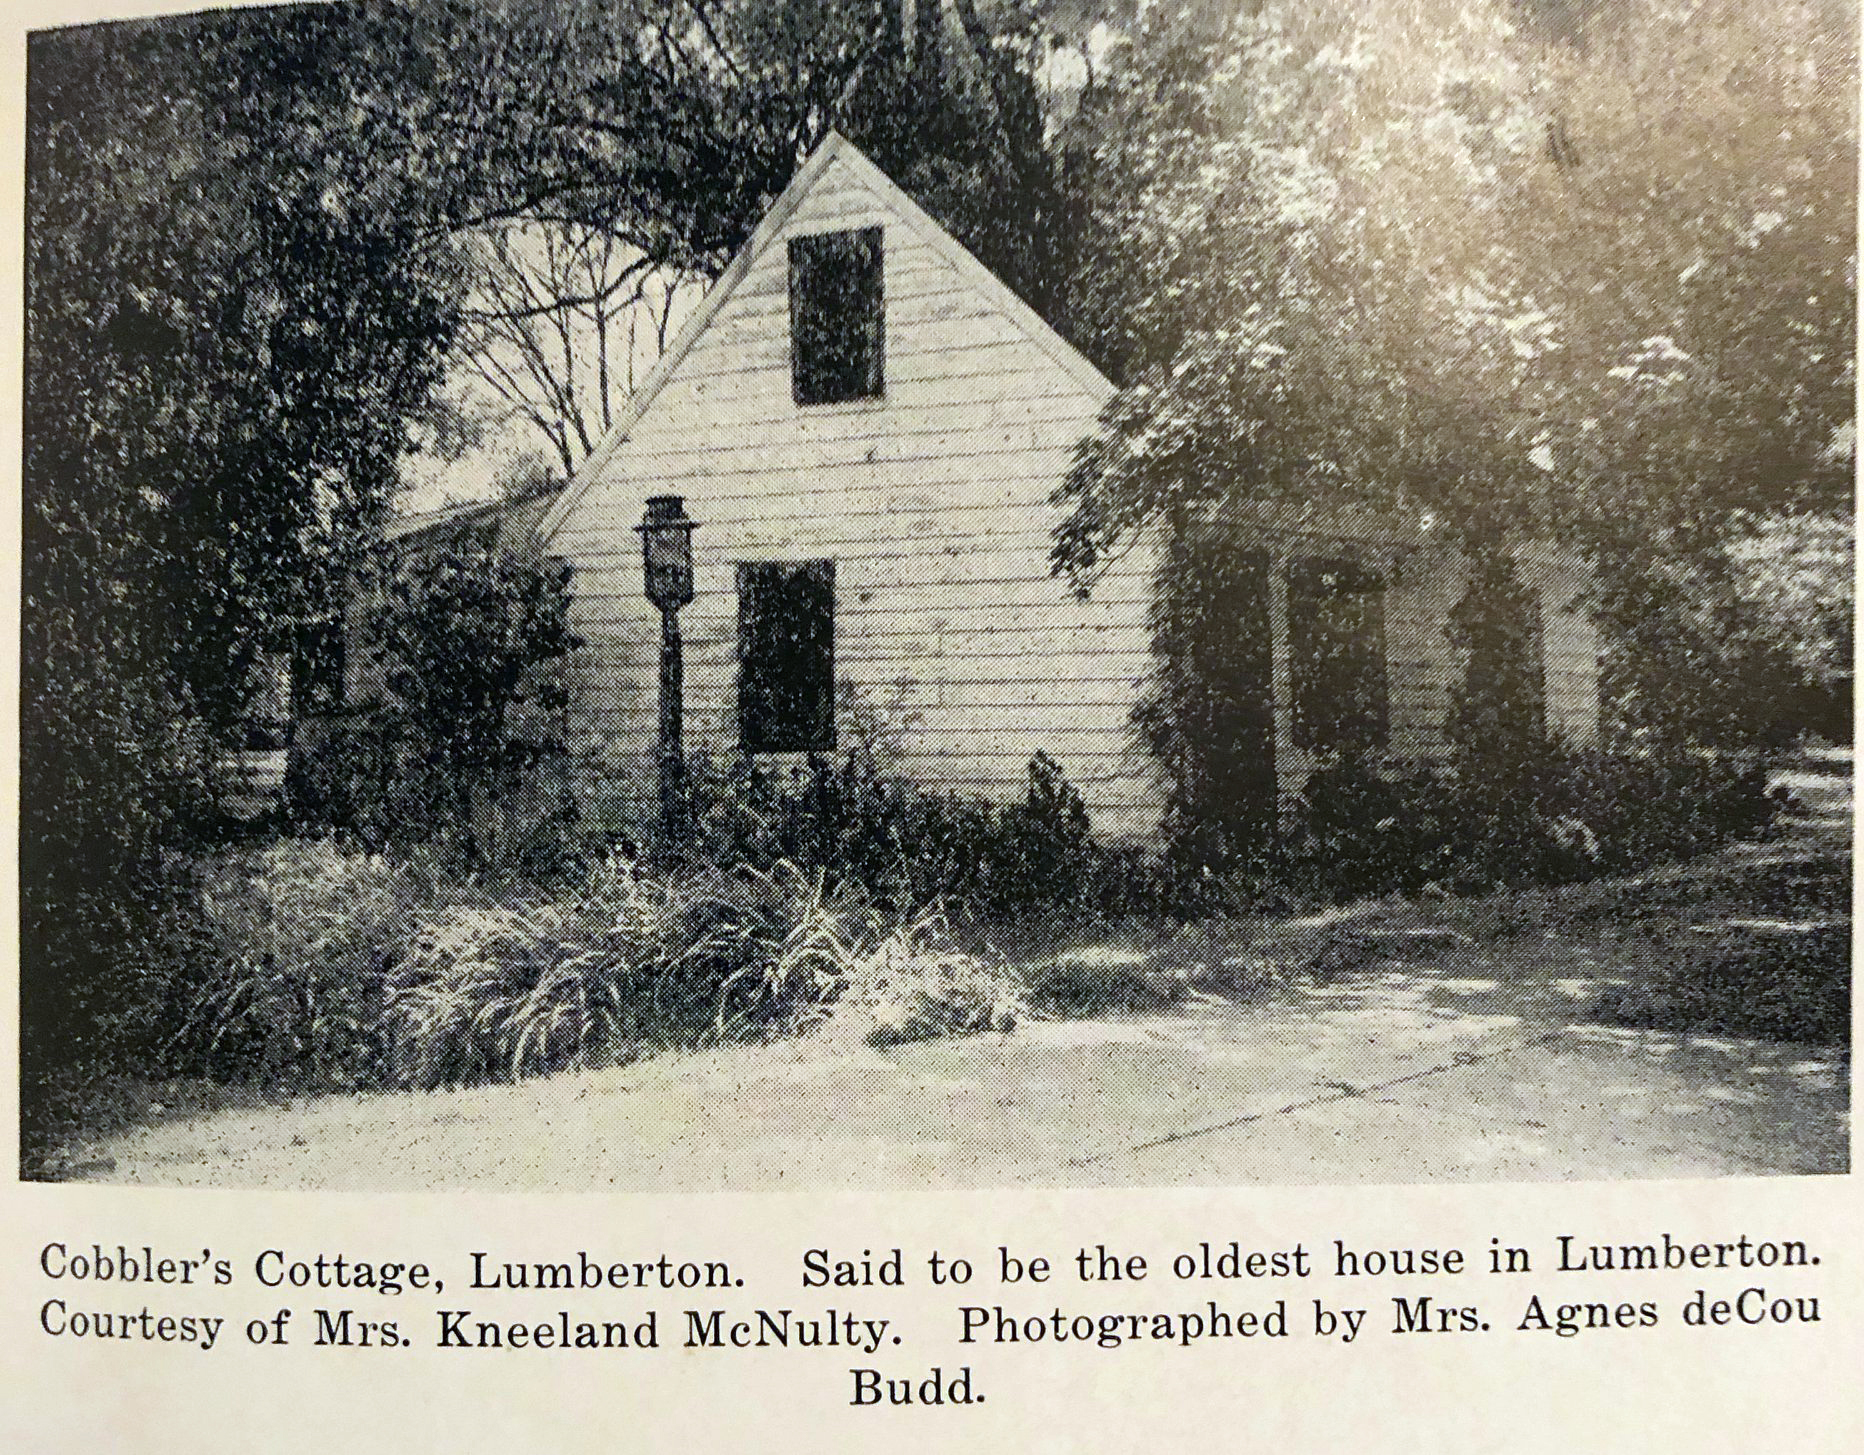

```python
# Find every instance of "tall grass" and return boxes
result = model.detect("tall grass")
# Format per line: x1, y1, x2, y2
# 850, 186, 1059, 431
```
712, 861, 873, 1041
819, 908, 1026, 1047
381, 859, 747, 1087
171, 840, 439, 1087
163, 836, 1032, 1097
372, 857, 1027, 1090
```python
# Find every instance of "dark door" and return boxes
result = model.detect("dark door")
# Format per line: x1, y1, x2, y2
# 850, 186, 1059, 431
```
1170, 542, 1276, 855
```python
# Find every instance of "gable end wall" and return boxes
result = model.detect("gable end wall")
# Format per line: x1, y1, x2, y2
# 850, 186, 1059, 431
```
549, 151, 1164, 837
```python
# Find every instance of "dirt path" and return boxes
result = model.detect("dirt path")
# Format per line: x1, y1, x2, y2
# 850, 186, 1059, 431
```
80, 760, 1850, 1191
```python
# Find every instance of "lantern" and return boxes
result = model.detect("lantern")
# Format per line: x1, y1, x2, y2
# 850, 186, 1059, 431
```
637, 495, 697, 856
637, 494, 696, 610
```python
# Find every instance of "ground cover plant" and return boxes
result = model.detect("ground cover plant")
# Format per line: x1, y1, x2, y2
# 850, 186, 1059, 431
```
144, 840, 1031, 1107
1278, 746, 1787, 902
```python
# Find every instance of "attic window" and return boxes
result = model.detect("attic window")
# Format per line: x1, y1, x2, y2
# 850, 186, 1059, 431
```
789, 227, 884, 405
1288, 557, 1390, 752
738, 560, 836, 753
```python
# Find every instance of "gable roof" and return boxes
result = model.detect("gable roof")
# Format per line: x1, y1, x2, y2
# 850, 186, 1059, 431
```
385, 488, 564, 552
537, 131, 1112, 545
384, 495, 512, 543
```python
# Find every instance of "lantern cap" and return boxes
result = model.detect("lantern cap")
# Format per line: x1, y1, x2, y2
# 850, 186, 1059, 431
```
639, 494, 696, 526
637, 495, 699, 534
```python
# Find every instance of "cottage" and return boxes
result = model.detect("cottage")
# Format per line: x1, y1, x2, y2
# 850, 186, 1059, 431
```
531, 132, 1599, 840
536, 132, 1160, 833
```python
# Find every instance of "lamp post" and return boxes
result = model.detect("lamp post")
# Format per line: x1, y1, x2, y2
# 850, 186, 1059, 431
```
637, 495, 697, 857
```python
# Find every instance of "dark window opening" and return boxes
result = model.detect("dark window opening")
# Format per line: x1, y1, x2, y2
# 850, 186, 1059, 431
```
290, 618, 346, 717
789, 227, 884, 405
1455, 568, 1548, 746
738, 560, 835, 753
1288, 556, 1389, 751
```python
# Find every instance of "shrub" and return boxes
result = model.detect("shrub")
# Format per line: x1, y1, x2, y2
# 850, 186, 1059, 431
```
167, 839, 437, 1087
680, 748, 1163, 923
1591, 547, 1829, 754
1279, 746, 1785, 901
381, 904, 572, 1088
286, 542, 581, 873
706, 861, 874, 1042
1280, 755, 1461, 900
19, 853, 208, 1178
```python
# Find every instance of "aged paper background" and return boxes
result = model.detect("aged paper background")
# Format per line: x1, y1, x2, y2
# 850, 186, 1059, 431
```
1, 2, 1856, 1449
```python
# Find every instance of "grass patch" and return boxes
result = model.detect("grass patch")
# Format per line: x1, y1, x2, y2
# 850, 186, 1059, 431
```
814, 909, 1027, 1047
22, 1071, 295, 1181
1591, 923, 1850, 1045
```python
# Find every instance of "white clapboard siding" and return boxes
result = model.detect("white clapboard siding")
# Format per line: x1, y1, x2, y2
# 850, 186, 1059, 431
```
1517, 547, 1602, 744
541, 134, 1601, 836
544, 135, 1162, 831
570, 392, 1097, 448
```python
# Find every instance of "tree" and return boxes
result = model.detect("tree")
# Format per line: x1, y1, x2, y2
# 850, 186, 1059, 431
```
452, 221, 706, 477
1050, 0, 1857, 585
23, 3, 505, 1091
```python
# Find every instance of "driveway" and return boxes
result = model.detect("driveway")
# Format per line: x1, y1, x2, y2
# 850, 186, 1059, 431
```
84, 903, 1847, 1192
79, 754, 1851, 1191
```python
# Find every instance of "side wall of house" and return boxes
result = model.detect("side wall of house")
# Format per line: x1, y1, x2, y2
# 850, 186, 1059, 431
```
548, 152, 1164, 837
1390, 538, 1600, 756
1190, 503, 1600, 784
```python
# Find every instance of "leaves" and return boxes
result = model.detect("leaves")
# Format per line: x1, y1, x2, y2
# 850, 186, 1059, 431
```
349, 537, 583, 860
1052, 0, 1857, 584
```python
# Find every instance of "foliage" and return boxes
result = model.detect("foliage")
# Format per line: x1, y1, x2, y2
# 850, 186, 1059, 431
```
1730, 514, 1854, 691
376, 856, 1020, 1088
1132, 532, 1278, 871
678, 739, 1779, 919
379, 853, 745, 1088
18, 853, 208, 1178
1050, 0, 1855, 589
167, 840, 441, 1088
288, 540, 582, 868
678, 748, 1145, 921
23, 8, 472, 1100
1590, 540, 1850, 751
1588, 543, 1834, 748
814, 908, 1027, 1048
1280, 747, 1785, 902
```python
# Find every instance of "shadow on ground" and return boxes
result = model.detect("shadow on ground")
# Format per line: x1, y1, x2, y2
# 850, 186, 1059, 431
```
73, 758, 1851, 1191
